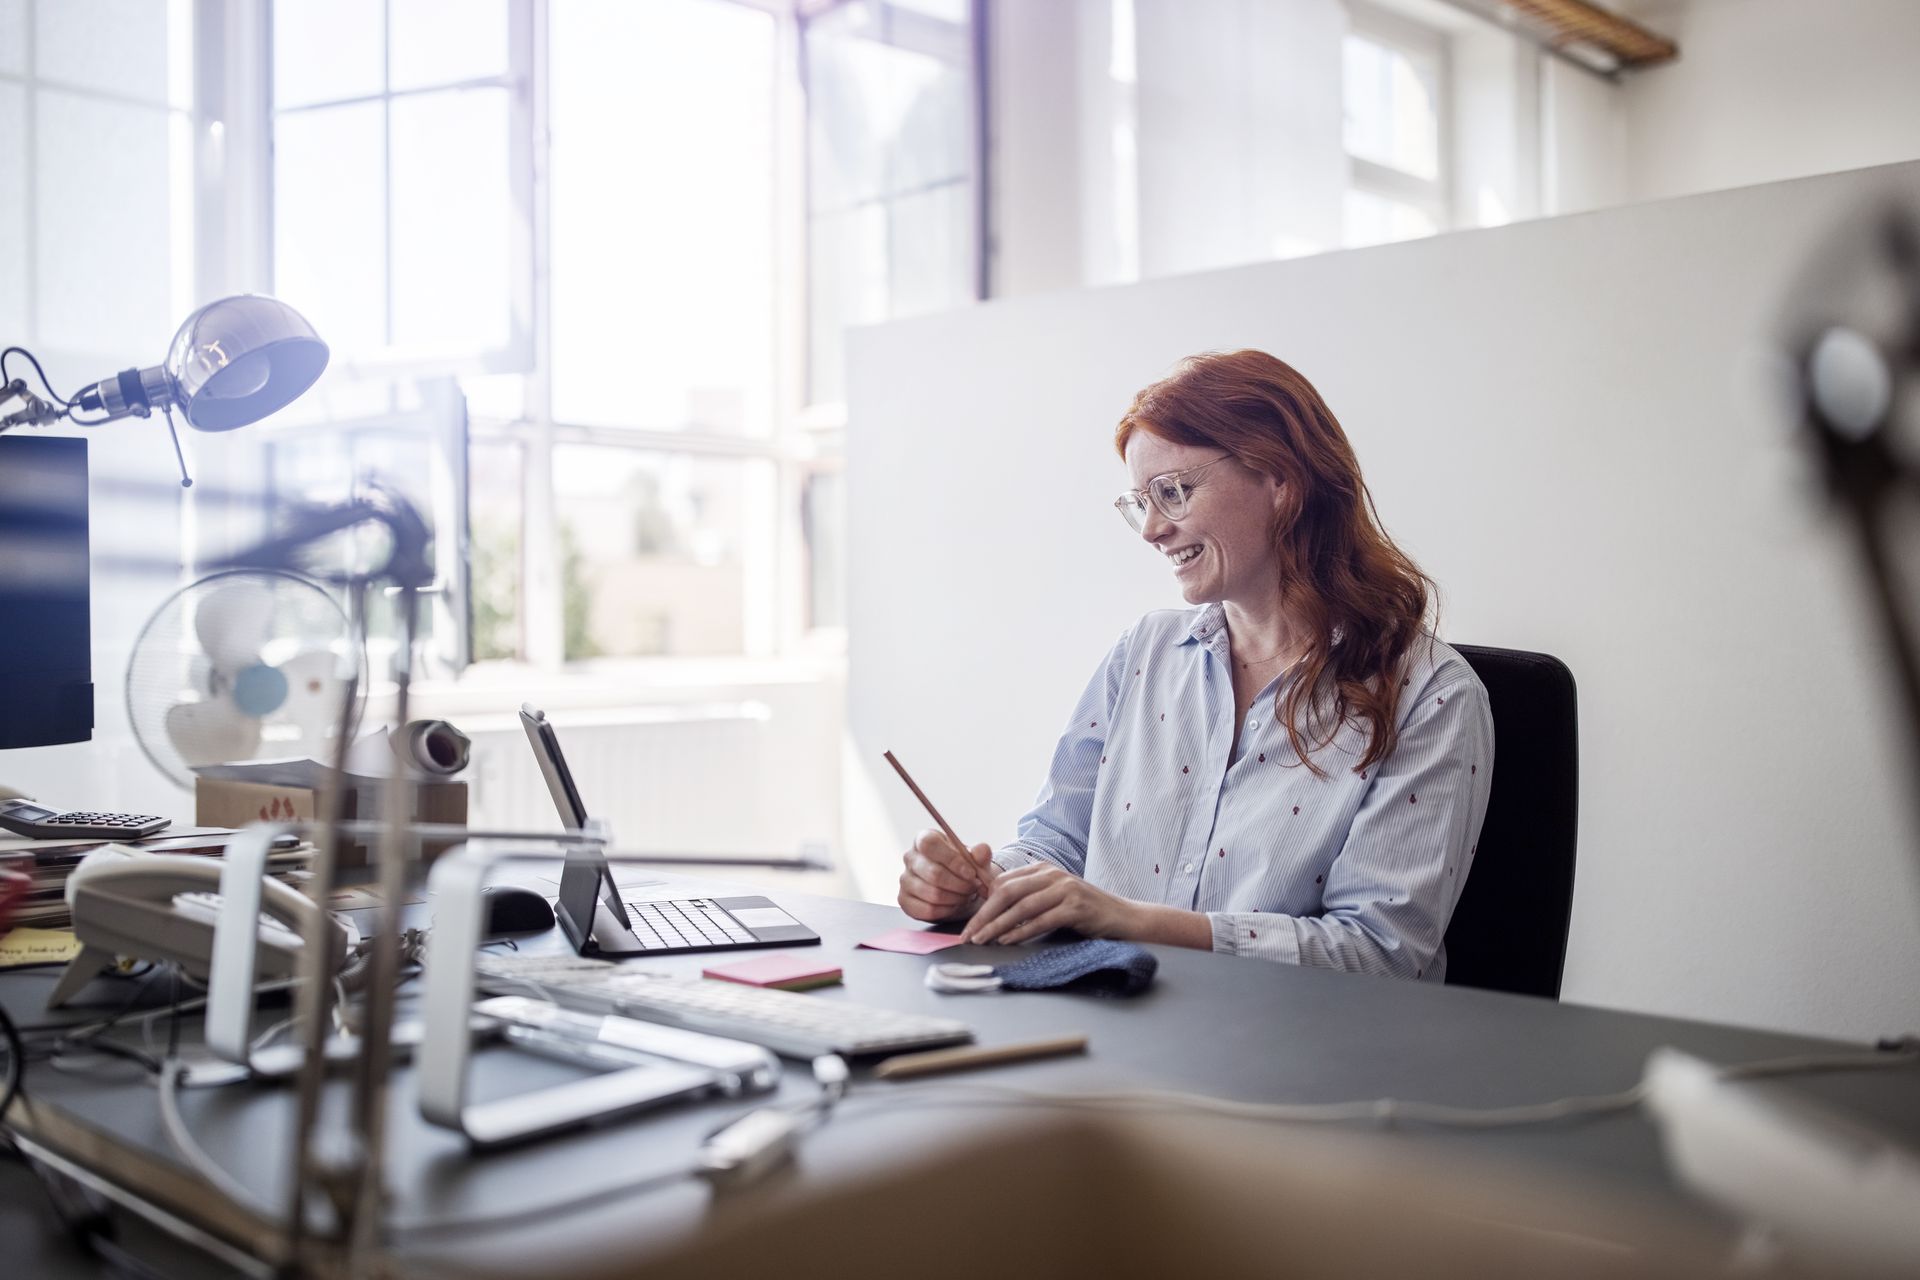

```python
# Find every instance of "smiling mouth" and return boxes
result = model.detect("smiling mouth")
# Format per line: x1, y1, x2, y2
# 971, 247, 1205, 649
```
1167, 545, 1203, 567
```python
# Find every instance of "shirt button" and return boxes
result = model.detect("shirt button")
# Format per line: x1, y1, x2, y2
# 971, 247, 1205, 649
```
1183, 863, 1193, 874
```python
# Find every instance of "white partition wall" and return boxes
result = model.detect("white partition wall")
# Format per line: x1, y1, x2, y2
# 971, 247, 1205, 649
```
846, 159, 1920, 1042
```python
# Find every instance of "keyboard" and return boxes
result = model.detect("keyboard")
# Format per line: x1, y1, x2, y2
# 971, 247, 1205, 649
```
477, 953, 975, 1059
622, 898, 755, 951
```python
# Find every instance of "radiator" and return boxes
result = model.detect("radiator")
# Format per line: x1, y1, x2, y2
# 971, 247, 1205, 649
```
459, 702, 828, 859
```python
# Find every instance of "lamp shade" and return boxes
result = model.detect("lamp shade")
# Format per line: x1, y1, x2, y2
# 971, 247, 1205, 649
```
165, 295, 330, 431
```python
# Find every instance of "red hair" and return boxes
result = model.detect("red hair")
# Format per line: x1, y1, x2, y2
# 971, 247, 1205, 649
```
1115, 350, 1434, 775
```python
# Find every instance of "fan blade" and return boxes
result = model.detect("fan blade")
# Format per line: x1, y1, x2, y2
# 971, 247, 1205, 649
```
165, 698, 265, 768
195, 581, 275, 671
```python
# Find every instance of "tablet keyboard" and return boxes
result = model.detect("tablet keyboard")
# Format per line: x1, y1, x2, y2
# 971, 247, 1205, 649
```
477, 953, 974, 1059
623, 898, 756, 950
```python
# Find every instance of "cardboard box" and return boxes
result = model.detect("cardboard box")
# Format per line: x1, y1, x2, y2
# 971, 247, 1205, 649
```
195, 769, 466, 866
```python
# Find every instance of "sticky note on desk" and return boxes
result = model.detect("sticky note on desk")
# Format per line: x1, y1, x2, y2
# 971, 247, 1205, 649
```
0, 926, 84, 969
704, 954, 844, 990
858, 927, 968, 955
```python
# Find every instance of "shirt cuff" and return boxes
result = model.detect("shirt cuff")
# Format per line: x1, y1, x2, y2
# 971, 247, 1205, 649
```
991, 844, 1047, 874
1208, 912, 1301, 965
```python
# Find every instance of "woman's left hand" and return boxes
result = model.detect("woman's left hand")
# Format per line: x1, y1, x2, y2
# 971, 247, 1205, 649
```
961, 863, 1139, 945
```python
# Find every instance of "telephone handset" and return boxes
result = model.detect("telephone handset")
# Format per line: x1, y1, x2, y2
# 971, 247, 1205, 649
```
47, 846, 354, 1008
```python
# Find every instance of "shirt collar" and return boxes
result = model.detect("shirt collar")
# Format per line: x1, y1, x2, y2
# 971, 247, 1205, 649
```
1178, 603, 1227, 646
1176, 604, 1347, 651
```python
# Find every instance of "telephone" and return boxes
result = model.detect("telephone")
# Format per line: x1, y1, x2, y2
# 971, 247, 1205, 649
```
47, 846, 355, 1009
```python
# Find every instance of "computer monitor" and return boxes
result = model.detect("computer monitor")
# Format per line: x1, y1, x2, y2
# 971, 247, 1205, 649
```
0, 436, 93, 747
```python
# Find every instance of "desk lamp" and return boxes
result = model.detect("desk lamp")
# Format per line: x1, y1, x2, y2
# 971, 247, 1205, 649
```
2, 293, 330, 487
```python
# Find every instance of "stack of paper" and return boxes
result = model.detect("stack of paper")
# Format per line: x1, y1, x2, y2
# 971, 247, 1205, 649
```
0, 828, 315, 930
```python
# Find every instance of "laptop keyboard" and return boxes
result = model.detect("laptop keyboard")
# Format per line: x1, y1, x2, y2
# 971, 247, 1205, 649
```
624, 898, 756, 951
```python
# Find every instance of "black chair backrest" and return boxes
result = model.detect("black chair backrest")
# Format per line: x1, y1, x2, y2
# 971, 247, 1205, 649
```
1443, 645, 1578, 999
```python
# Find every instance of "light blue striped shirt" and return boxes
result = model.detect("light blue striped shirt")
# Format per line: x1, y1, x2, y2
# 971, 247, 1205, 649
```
995, 603, 1494, 981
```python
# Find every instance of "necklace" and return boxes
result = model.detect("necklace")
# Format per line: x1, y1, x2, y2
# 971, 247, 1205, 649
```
1236, 649, 1306, 672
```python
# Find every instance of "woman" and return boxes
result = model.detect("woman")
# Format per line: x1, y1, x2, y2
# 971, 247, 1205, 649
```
897, 350, 1493, 980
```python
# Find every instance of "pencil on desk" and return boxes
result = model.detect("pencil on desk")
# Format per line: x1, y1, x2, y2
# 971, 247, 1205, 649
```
883, 749, 994, 901
873, 1034, 1090, 1080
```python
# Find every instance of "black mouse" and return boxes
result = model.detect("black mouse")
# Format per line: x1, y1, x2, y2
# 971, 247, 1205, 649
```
479, 884, 556, 934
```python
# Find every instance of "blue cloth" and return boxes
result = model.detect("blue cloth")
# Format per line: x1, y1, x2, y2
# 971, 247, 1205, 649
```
993, 603, 1494, 981
992, 939, 1157, 996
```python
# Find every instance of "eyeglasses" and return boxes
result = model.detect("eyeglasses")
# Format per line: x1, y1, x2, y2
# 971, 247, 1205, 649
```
1113, 456, 1231, 532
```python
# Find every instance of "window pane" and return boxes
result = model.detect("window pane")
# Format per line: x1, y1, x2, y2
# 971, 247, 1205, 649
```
391, 86, 512, 354
808, 205, 886, 406
1343, 188, 1437, 249
887, 0, 970, 22
552, 446, 760, 658
0, 0, 25, 74
36, 92, 179, 357
37, 0, 187, 108
802, 470, 845, 630
1342, 33, 1439, 182
806, 24, 893, 210
389, 0, 508, 91
806, 18, 969, 211
469, 438, 523, 660
0, 84, 23, 339
550, 0, 775, 434
274, 102, 387, 356
889, 180, 971, 317
273, 0, 384, 108
460, 373, 526, 421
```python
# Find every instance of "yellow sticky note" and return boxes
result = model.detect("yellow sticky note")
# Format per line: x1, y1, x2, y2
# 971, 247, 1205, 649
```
0, 927, 84, 968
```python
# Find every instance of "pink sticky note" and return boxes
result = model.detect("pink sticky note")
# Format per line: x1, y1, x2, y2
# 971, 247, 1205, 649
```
858, 927, 968, 955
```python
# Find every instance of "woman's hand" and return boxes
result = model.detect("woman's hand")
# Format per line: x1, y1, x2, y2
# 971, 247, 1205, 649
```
898, 828, 996, 923
961, 862, 1140, 945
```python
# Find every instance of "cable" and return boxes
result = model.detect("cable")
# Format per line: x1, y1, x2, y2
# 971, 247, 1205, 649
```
1, 346, 74, 407
0, 1005, 25, 1120
831, 1042, 1920, 1134
387, 1165, 697, 1241
155, 1060, 263, 1215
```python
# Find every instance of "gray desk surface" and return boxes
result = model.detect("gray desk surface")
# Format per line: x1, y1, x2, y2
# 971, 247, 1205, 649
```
5, 868, 1919, 1276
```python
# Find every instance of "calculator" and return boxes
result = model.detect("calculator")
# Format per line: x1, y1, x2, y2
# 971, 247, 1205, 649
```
0, 799, 171, 840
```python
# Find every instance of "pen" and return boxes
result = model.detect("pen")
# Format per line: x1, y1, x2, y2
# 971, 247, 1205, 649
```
882, 750, 995, 903
873, 1033, 1090, 1080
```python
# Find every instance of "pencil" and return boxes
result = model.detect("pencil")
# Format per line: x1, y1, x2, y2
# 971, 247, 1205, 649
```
873, 1034, 1090, 1080
883, 749, 994, 901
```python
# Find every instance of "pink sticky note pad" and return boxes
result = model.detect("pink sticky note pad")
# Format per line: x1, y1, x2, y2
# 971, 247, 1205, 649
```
858, 927, 968, 955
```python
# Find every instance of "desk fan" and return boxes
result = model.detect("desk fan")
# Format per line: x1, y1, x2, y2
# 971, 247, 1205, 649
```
126, 569, 366, 788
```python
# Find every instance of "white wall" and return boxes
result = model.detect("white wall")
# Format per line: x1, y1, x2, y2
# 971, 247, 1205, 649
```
1619, 0, 1920, 204
846, 159, 1920, 1042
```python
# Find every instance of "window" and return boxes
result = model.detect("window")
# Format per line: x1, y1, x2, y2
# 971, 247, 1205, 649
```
803, 0, 979, 408
263, 0, 981, 672
1342, 2, 1448, 249
1, 0, 196, 360
270, 0, 530, 369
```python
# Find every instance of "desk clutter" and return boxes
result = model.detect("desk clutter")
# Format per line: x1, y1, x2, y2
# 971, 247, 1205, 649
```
0, 826, 314, 931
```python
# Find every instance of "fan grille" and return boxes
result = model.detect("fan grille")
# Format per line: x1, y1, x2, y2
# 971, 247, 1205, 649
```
126, 569, 367, 790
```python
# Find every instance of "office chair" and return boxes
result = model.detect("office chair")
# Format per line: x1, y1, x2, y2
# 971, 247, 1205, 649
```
1442, 646, 1578, 999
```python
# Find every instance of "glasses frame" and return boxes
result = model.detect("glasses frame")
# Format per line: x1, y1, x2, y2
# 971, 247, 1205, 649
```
1114, 455, 1232, 532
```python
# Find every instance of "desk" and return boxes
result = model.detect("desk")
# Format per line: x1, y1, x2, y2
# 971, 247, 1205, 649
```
4, 870, 1919, 1277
